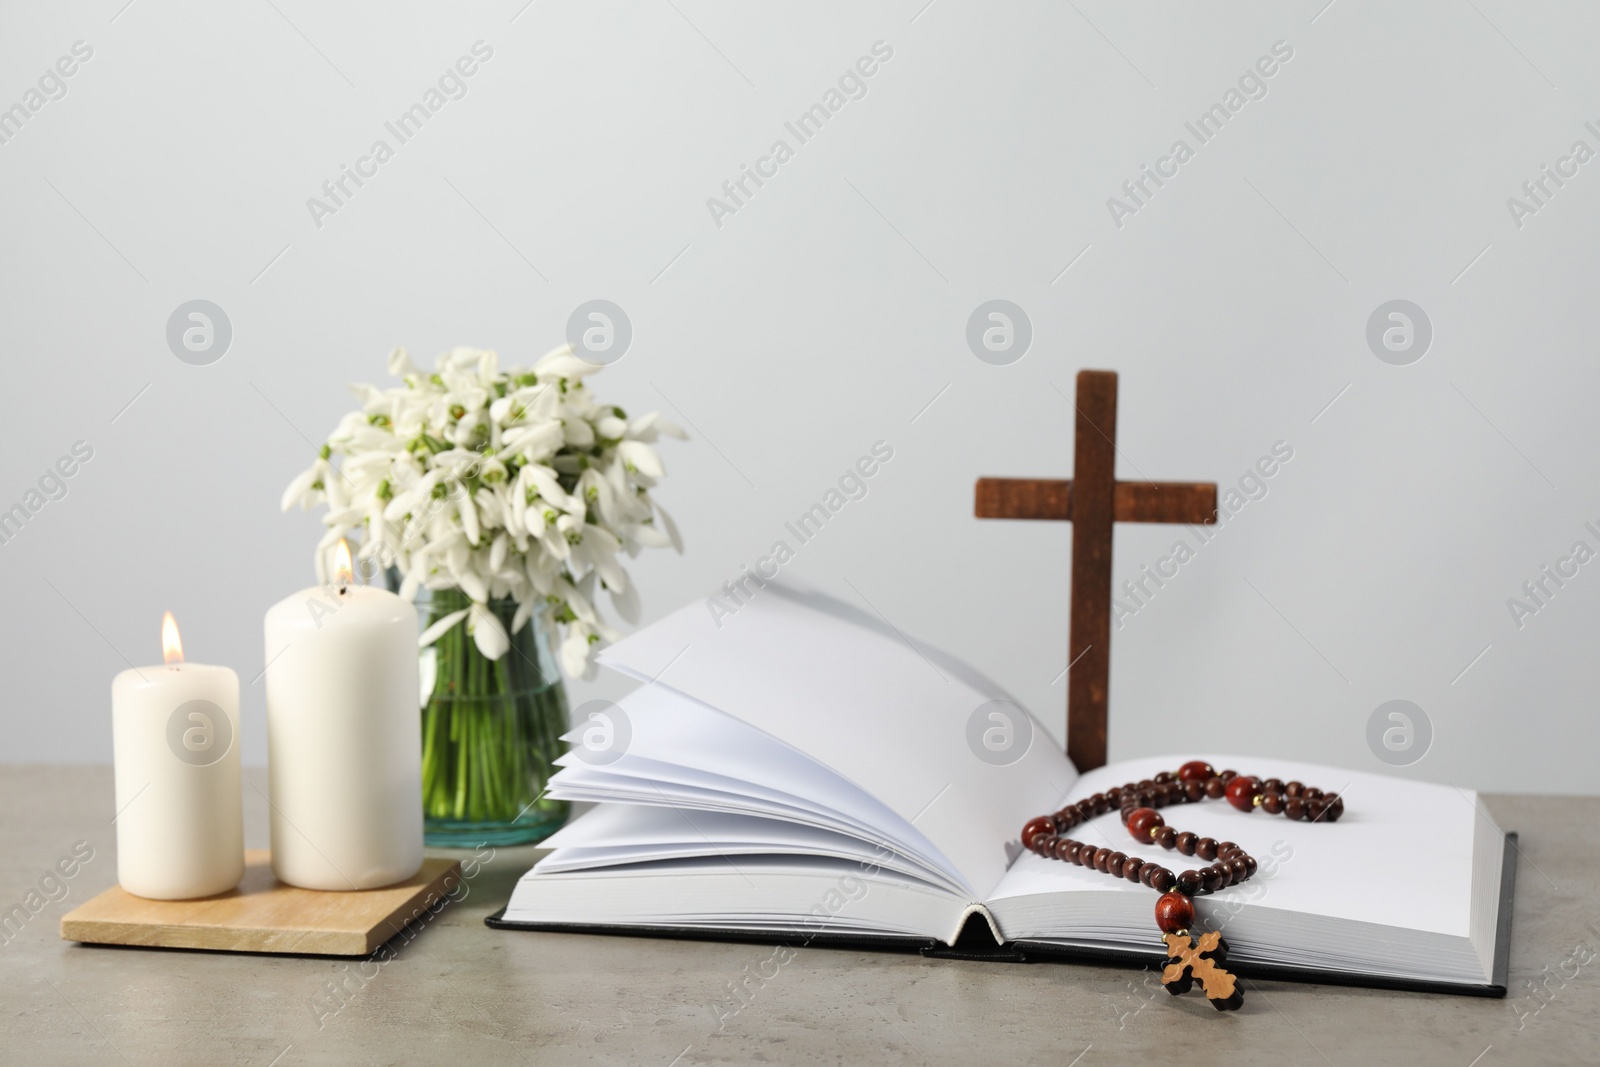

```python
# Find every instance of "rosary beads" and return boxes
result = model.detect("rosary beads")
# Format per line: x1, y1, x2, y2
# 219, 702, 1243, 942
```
1019, 761, 1344, 1011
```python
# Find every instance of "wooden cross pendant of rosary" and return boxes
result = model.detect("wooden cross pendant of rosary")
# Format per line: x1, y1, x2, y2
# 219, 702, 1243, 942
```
1162, 930, 1243, 1012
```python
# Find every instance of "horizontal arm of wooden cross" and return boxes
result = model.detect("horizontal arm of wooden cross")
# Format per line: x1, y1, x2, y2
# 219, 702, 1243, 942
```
973, 478, 1217, 525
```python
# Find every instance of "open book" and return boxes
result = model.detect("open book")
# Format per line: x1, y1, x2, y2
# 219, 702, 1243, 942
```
492, 585, 1514, 995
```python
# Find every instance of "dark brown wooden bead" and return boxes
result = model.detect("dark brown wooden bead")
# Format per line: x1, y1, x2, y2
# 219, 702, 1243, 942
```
1227, 857, 1248, 881
1153, 771, 1174, 784
1324, 796, 1344, 822
1123, 857, 1144, 882
1060, 841, 1080, 863
1196, 837, 1217, 861
1106, 786, 1123, 804
1262, 778, 1285, 795
1284, 781, 1303, 797
1149, 867, 1175, 892
1137, 778, 1153, 789
1218, 769, 1237, 782
1260, 791, 1285, 815
1156, 826, 1178, 849
1176, 831, 1198, 856
1092, 847, 1112, 872
1107, 851, 1127, 874
1091, 795, 1109, 815
1177, 870, 1203, 895
1125, 807, 1164, 843
1242, 854, 1258, 876
1284, 797, 1307, 821
1217, 841, 1237, 855
1307, 799, 1328, 822
1204, 776, 1226, 799
1022, 816, 1055, 850
1184, 780, 1204, 802
1154, 890, 1195, 933
1202, 866, 1226, 893
1177, 760, 1215, 783
1303, 787, 1323, 801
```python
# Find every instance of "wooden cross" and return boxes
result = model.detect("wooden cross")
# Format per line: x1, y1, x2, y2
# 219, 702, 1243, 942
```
974, 370, 1216, 771
1161, 930, 1244, 1011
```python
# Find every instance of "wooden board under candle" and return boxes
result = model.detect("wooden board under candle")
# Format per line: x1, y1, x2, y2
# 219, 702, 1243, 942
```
60, 851, 462, 956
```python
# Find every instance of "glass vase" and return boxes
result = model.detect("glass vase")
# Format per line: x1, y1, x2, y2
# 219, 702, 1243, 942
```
413, 587, 570, 847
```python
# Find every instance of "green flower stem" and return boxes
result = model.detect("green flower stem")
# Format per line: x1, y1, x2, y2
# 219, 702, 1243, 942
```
418, 588, 569, 834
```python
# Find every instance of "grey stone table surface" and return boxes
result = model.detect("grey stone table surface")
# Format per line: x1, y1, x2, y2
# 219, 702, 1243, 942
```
3, 767, 1596, 1067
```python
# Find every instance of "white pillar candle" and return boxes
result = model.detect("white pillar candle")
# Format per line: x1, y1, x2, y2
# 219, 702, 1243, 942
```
111, 612, 244, 900
263, 541, 422, 890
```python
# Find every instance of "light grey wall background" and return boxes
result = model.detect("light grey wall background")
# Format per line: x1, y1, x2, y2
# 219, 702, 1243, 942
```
2, 0, 1596, 793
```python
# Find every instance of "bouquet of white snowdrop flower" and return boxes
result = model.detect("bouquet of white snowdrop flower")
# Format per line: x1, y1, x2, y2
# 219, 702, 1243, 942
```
282, 344, 684, 678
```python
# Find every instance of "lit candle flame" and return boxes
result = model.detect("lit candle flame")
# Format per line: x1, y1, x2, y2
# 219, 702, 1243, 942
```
333, 538, 355, 590
162, 611, 184, 665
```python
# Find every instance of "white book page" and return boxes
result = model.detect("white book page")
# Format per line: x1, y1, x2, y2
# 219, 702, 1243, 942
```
987, 754, 1501, 980
537, 804, 947, 886
507, 856, 963, 940
990, 755, 1483, 935
599, 584, 1076, 898
547, 683, 963, 890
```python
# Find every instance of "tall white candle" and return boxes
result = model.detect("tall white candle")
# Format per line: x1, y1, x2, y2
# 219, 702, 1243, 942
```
263, 541, 422, 890
111, 612, 244, 900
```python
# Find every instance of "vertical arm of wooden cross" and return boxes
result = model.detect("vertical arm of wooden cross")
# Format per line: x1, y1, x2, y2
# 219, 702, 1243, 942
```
1068, 370, 1117, 771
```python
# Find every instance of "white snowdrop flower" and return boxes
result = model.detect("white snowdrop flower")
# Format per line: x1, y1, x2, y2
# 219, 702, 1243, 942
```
560, 625, 593, 679
609, 576, 641, 625
617, 440, 664, 480
653, 502, 684, 553
562, 417, 595, 450
451, 485, 479, 547
280, 458, 328, 512
467, 601, 509, 659
626, 411, 688, 443
280, 343, 684, 673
